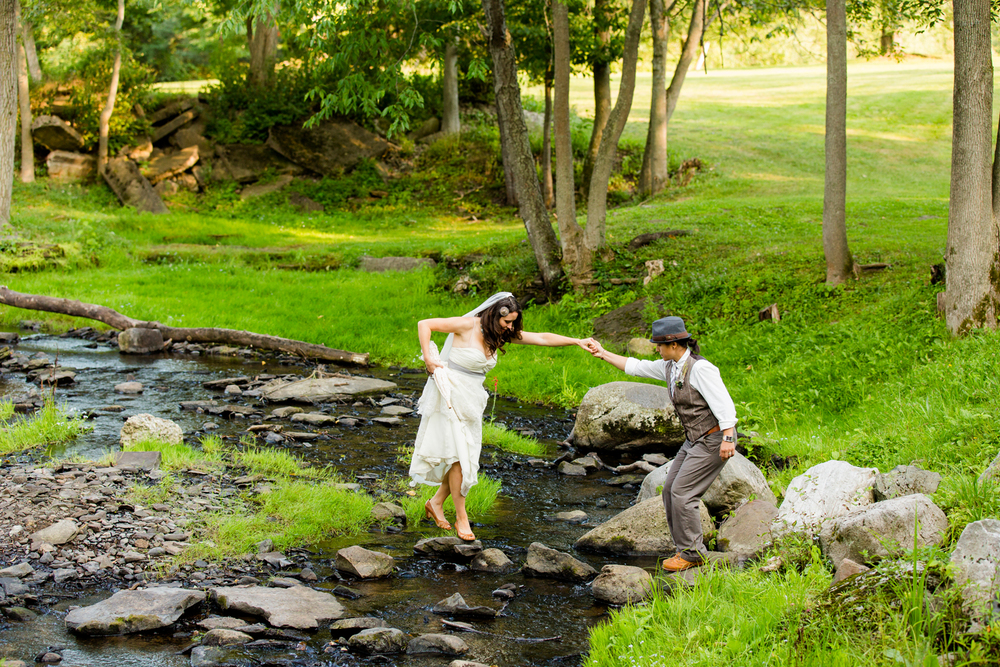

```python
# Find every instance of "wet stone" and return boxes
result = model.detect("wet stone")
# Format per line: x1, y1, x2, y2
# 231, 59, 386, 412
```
432, 592, 498, 618
198, 616, 247, 631
558, 462, 587, 476
329, 617, 389, 638
348, 627, 407, 655
546, 510, 588, 524
407, 633, 469, 656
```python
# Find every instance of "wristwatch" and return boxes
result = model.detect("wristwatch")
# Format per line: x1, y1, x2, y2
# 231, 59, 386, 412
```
722, 435, 735, 443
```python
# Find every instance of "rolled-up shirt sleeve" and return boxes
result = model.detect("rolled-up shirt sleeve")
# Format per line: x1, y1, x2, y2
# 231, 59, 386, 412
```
689, 361, 738, 430
623, 357, 669, 381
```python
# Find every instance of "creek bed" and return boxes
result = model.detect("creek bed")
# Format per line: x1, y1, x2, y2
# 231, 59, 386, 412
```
0, 334, 656, 667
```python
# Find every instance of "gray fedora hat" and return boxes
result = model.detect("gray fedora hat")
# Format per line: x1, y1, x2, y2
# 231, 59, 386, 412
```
649, 316, 691, 344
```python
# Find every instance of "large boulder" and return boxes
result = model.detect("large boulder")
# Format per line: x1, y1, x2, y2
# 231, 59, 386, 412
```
46, 151, 95, 182
102, 157, 169, 214
120, 414, 184, 447
335, 545, 395, 579
819, 493, 948, 566
118, 328, 165, 354
774, 460, 877, 538
267, 119, 389, 177
572, 382, 684, 452
210, 585, 346, 630
65, 588, 206, 636
32, 115, 85, 151
717, 499, 779, 561
575, 496, 713, 556
949, 519, 1000, 620
638, 454, 775, 515
260, 377, 398, 403
873, 465, 942, 501
590, 564, 653, 605
522, 542, 598, 582
212, 144, 303, 184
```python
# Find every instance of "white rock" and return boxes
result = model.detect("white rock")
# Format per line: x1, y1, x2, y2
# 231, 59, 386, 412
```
774, 460, 876, 537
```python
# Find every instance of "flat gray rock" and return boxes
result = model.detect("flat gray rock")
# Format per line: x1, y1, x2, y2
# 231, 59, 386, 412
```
329, 617, 389, 638
407, 633, 469, 655
31, 519, 79, 546
0, 562, 33, 578
335, 545, 395, 579
290, 412, 339, 425
113, 451, 162, 471
260, 377, 397, 403
118, 328, 165, 354
469, 548, 514, 573
873, 465, 942, 501
950, 519, 1000, 620
717, 499, 779, 560
348, 627, 407, 655
202, 628, 253, 646
210, 585, 345, 629
522, 542, 597, 582
65, 588, 207, 636
414, 537, 483, 560
432, 592, 497, 618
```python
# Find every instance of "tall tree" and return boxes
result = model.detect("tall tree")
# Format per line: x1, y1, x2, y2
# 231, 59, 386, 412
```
943, 0, 999, 333
441, 38, 460, 134
0, 0, 16, 227
247, 1, 279, 88
823, 0, 856, 284
97, 0, 125, 176
638, 0, 672, 196
482, 0, 563, 288
553, 0, 578, 257
14, 0, 32, 183
581, 0, 624, 193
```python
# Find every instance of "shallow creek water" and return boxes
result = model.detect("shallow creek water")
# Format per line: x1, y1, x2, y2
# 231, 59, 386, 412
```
0, 334, 659, 667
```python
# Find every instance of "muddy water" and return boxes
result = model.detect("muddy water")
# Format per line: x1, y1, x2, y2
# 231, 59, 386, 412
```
0, 334, 654, 667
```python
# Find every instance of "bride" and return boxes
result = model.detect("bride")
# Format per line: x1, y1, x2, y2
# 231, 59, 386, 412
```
409, 292, 593, 541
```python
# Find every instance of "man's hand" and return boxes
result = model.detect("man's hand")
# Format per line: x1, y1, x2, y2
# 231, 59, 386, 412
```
588, 339, 606, 358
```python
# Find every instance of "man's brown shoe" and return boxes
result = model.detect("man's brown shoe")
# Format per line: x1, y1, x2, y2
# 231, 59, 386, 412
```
661, 555, 702, 572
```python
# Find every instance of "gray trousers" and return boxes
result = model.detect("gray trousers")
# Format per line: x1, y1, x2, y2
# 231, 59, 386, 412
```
661, 431, 728, 561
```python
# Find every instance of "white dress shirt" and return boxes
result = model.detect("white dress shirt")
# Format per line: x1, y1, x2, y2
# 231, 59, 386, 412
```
623, 349, 738, 430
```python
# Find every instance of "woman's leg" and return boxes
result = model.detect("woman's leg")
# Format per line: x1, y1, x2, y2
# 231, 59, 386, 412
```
448, 462, 475, 539
425, 464, 453, 530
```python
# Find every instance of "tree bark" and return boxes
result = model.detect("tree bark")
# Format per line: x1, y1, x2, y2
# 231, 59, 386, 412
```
639, 0, 671, 196
879, 29, 894, 55
21, 19, 39, 81
441, 39, 460, 135
542, 77, 554, 209
579, 0, 647, 273
945, 0, 1000, 334
822, 0, 856, 285
14, 0, 32, 183
0, 287, 370, 365
97, 0, 124, 177
247, 5, 279, 89
665, 0, 705, 124
482, 0, 563, 289
0, 0, 16, 227
582, 0, 612, 194
553, 0, 584, 275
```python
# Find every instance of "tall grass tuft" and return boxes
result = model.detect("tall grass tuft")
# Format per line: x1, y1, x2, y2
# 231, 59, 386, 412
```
0, 401, 85, 455
233, 439, 332, 479
403, 474, 502, 527
483, 421, 549, 457
123, 437, 225, 472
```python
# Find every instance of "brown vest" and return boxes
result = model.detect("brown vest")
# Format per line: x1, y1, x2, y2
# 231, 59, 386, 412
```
670, 353, 719, 442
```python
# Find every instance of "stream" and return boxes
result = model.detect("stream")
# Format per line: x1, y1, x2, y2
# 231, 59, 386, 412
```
0, 333, 658, 667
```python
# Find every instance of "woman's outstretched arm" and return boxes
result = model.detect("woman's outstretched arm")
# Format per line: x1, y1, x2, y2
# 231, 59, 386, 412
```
588, 339, 628, 371
514, 331, 595, 349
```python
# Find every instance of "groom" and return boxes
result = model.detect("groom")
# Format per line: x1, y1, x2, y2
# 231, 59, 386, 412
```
587, 316, 738, 571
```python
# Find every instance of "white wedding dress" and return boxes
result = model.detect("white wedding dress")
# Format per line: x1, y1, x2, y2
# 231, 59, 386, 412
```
409, 345, 497, 496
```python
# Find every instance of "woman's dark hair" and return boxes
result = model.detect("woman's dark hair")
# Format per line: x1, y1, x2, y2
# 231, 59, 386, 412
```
480, 295, 523, 356
677, 337, 701, 355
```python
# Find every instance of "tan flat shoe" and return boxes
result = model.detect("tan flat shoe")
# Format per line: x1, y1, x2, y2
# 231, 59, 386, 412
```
661, 554, 702, 572
424, 501, 451, 530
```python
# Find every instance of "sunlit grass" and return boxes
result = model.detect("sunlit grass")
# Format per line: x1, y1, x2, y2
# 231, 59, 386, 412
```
483, 421, 549, 457
233, 438, 332, 479
0, 401, 85, 455
123, 437, 225, 472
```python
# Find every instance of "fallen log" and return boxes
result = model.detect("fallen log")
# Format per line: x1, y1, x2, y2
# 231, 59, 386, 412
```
0, 286, 369, 365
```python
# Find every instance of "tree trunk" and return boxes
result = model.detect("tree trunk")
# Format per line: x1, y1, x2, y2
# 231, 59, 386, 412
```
21, 19, 39, 81
578, 0, 647, 277
97, 0, 124, 177
582, 0, 612, 194
822, 0, 855, 285
0, 287, 369, 365
247, 5, 279, 89
542, 77, 554, 209
553, 0, 584, 277
945, 0, 1000, 334
14, 0, 32, 183
879, 29, 894, 55
639, 0, 670, 196
665, 0, 705, 124
0, 0, 16, 227
482, 0, 563, 289
441, 39, 460, 135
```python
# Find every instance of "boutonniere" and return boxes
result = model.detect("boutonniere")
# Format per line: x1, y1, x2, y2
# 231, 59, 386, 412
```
674, 379, 684, 390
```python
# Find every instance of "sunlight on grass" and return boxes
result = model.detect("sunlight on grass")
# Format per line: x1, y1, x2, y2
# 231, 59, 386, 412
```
482, 421, 549, 457
123, 438, 225, 472
0, 401, 85, 455
233, 439, 332, 479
